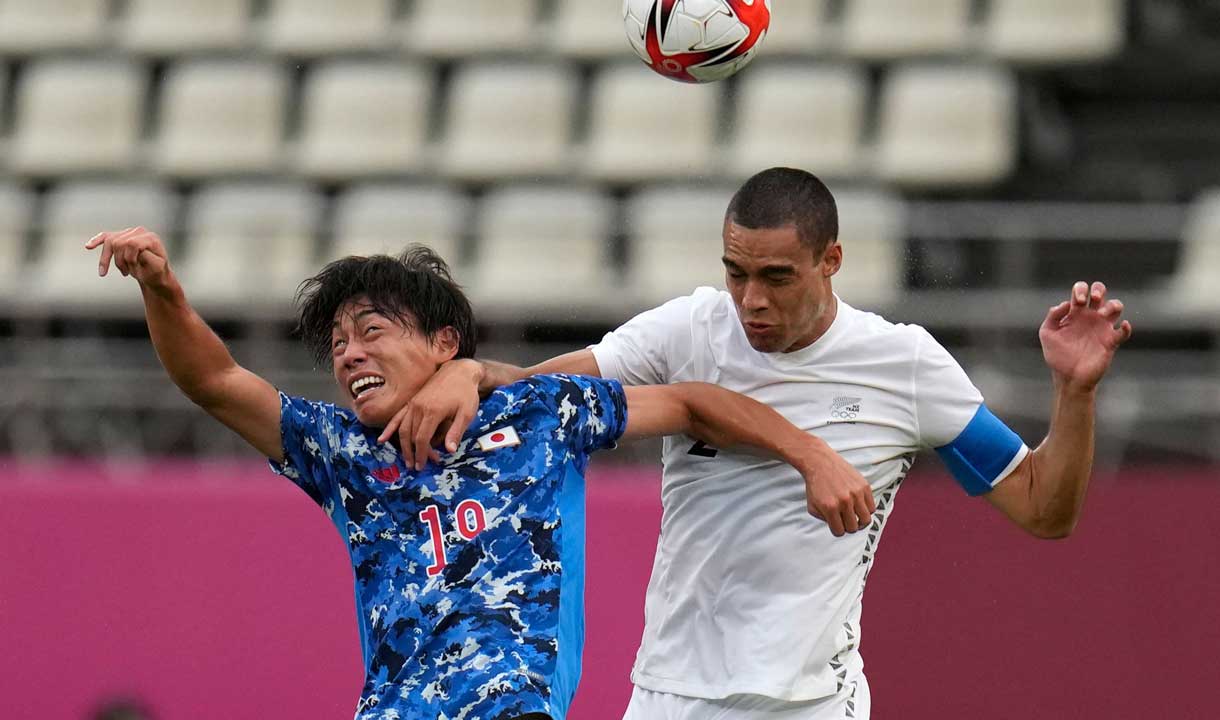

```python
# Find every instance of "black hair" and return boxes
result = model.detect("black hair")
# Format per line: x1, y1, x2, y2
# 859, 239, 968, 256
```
295, 245, 477, 367
725, 167, 839, 254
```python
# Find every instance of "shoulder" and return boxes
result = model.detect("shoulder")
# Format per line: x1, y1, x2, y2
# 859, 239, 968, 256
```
499, 374, 624, 407
836, 301, 930, 355
279, 392, 358, 431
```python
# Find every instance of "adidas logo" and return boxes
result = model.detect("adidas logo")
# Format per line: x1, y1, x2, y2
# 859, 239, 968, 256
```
830, 396, 862, 421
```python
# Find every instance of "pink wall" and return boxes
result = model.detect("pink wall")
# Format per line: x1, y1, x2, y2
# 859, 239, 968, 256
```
1, 460, 1216, 719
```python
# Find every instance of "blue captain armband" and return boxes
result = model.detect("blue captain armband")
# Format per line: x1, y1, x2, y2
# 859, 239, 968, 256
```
935, 404, 1029, 496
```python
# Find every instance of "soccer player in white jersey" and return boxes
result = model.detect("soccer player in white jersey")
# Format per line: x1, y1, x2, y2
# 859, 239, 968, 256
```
381, 168, 1133, 719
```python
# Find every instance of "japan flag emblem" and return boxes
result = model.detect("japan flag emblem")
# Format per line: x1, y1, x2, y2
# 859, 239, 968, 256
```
477, 426, 521, 452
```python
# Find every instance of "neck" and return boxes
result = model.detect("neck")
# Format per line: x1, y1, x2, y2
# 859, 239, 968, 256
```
783, 294, 838, 353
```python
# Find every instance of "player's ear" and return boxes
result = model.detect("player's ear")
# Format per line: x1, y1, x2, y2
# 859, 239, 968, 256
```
432, 326, 460, 361
821, 242, 842, 277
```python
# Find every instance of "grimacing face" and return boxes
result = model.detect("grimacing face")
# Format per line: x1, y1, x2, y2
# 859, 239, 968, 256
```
330, 296, 458, 428
722, 219, 842, 353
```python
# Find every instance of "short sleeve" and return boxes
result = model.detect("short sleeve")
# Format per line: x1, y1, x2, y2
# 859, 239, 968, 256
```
268, 392, 339, 508
528, 374, 628, 454
914, 329, 1029, 495
589, 292, 698, 386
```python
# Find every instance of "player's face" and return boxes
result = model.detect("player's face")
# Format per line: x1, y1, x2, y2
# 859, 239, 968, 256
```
330, 297, 458, 428
722, 220, 842, 353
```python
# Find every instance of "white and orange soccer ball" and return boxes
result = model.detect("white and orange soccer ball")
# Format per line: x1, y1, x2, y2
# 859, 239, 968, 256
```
623, 0, 771, 84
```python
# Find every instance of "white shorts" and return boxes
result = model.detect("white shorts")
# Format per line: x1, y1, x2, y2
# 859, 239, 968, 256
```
622, 678, 870, 720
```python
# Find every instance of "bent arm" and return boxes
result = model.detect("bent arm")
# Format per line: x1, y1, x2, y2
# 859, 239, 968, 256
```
143, 281, 283, 462
985, 383, 1094, 539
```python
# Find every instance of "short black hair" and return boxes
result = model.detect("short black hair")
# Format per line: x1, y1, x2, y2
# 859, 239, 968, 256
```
725, 167, 839, 254
295, 245, 477, 367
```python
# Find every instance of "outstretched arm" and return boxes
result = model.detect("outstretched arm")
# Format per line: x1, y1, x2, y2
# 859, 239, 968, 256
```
986, 281, 1132, 538
623, 383, 876, 537
86, 228, 283, 461
380, 351, 601, 467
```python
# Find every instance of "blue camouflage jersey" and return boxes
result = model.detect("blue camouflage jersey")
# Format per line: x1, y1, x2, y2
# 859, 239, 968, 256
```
269, 374, 628, 720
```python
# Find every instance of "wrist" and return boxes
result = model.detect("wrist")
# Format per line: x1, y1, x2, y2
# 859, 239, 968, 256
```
1053, 374, 1099, 399
783, 432, 833, 475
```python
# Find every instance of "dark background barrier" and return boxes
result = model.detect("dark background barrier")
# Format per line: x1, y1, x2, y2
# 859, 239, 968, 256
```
1, 460, 1215, 719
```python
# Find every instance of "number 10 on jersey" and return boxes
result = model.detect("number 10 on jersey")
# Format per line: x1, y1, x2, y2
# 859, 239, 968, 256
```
419, 500, 488, 576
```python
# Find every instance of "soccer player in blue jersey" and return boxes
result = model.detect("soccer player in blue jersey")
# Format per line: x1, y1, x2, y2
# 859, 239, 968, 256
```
85, 227, 872, 720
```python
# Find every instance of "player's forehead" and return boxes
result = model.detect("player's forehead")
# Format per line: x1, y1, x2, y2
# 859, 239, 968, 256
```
331, 295, 407, 332
722, 221, 809, 270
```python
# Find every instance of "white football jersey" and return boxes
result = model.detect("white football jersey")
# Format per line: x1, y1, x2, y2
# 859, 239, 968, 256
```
591, 288, 1028, 702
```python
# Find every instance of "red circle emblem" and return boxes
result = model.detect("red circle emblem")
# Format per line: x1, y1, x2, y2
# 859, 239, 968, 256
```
490, 433, 506, 443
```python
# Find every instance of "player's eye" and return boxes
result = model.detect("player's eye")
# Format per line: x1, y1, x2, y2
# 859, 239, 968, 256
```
332, 338, 346, 351
364, 325, 380, 336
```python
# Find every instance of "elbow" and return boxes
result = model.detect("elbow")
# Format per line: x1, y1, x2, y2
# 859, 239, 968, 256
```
1026, 515, 1078, 540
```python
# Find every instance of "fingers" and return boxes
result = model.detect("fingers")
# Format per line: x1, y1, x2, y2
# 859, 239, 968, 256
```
855, 493, 874, 529
412, 408, 438, 471
1044, 301, 1070, 328
445, 402, 478, 453
824, 510, 845, 538
1071, 281, 1089, 307
95, 233, 115, 276
378, 405, 409, 444
1089, 281, 1107, 309
1116, 319, 1133, 344
841, 506, 860, 534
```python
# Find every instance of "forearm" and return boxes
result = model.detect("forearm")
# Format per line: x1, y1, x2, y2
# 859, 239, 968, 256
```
475, 349, 602, 394
675, 382, 831, 472
1026, 381, 1097, 535
140, 276, 240, 407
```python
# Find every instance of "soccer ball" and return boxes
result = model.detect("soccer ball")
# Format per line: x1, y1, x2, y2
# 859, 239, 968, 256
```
623, 0, 771, 84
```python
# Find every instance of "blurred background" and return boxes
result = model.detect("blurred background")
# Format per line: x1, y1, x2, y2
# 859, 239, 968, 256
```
0, 1, 1216, 719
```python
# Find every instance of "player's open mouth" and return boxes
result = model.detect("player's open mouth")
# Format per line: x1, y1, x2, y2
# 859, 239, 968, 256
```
350, 375, 386, 399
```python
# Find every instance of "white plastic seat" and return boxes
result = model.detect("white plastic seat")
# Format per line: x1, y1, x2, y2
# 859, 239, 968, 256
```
875, 65, 1017, 187
155, 61, 288, 178
297, 61, 432, 179
0, 0, 109, 53
0, 184, 32, 300
585, 64, 721, 182
985, 0, 1125, 64
764, 0, 831, 55
626, 187, 735, 304
263, 0, 394, 55
1172, 189, 1220, 312
550, 0, 628, 59
119, 0, 251, 53
471, 186, 615, 310
404, 0, 538, 57
179, 183, 322, 306
439, 63, 576, 181
830, 189, 905, 307
330, 185, 468, 270
726, 63, 867, 180
841, 0, 973, 59
10, 59, 143, 175
33, 182, 176, 307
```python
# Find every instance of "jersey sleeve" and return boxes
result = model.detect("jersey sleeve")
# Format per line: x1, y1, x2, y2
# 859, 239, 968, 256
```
589, 292, 697, 386
914, 329, 1030, 496
528, 374, 628, 454
267, 392, 340, 508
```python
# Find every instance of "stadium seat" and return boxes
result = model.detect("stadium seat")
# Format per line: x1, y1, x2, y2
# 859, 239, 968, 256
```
0, 0, 109, 53
154, 61, 288, 178
725, 63, 868, 181
119, 0, 251, 54
403, 0, 538, 57
841, 0, 974, 60
1171, 189, 1220, 312
984, 0, 1125, 64
263, 0, 394, 55
438, 63, 577, 181
550, 0, 628, 59
471, 186, 615, 310
875, 65, 1017, 187
10, 59, 143, 176
179, 183, 322, 307
831, 189, 905, 307
626, 186, 734, 304
584, 64, 721, 182
763, 0, 832, 55
330, 184, 469, 269
296, 61, 432, 179
32, 182, 177, 308
0, 184, 32, 301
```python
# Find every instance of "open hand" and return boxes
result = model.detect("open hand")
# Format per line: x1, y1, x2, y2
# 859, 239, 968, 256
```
378, 358, 483, 470
85, 227, 173, 291
1040, 281, 1132, 392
